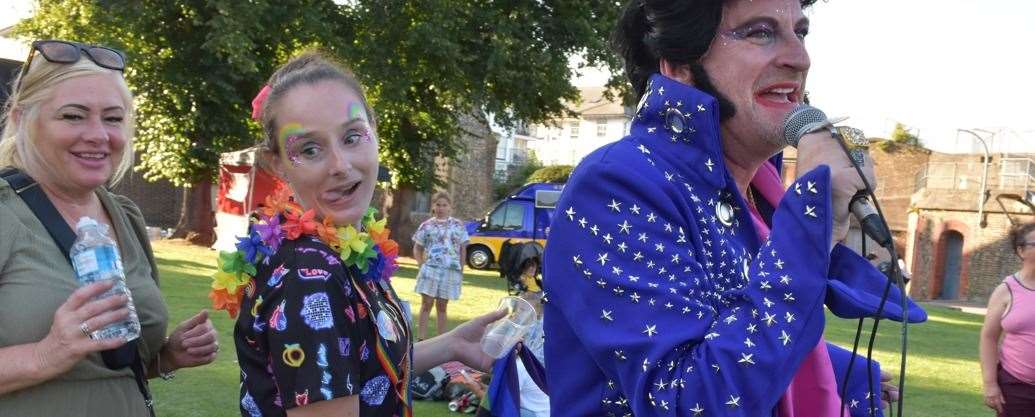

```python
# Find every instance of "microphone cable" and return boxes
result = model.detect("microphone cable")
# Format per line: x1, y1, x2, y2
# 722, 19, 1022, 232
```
827, 128, 911, 417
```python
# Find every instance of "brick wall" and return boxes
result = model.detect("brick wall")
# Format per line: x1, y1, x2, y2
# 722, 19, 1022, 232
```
443, 110, 497, 220
910, 209, 1032, 302
109, 168, 183, 229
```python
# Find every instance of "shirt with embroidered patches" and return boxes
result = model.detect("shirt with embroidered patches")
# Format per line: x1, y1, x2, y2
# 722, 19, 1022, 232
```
235, 235, 410, 417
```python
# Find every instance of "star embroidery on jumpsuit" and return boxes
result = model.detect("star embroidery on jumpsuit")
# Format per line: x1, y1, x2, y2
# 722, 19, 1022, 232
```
738, 353, 756, 365
601, 310, 614, 321
565, 206, 576, 220
618, 220, 632, 234
780, 330, 792, 346
630, 204, 641, 214
726, 395, 741, 408
597, 252, 609, 265
646, 213, 657, 223
608, 199, 622, 212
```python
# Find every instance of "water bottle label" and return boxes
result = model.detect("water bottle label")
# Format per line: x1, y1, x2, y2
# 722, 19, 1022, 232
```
73, 246, 119, 282
73, 249, 100, 276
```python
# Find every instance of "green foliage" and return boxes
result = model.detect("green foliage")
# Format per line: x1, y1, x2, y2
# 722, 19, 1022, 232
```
876, 123, 925, 153
16, 0, 344, 186
493, 153, 543, 200
17, 0, 622, 191
528, 164, 573, 184
890, 122, 921, 146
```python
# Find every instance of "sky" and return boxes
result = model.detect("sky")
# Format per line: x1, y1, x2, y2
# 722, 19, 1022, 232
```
574, 0, 1035, 154
4, 0, 1032, 154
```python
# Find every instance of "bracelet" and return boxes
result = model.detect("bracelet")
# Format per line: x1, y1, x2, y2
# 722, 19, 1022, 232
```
157, 338, 176, 381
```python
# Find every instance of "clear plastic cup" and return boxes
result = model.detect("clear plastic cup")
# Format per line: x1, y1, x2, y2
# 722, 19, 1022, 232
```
480, 296, 538, 358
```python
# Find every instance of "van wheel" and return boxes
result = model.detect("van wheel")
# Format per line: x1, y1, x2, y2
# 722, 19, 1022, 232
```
467, 246, 493, 270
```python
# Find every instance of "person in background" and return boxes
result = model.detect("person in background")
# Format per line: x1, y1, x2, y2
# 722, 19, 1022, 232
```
0, 39, 217, 416
413, 192, 470, 341
981, 222, 1035, 416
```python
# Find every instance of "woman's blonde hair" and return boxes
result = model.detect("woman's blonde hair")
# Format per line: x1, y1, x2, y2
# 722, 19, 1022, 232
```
0, 52, 136, 186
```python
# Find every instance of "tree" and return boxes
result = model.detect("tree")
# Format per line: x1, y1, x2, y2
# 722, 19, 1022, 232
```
890, 122, 920, 146
877, 122, 923, 153
528, 165, 573, 184
17, 1, 623, 248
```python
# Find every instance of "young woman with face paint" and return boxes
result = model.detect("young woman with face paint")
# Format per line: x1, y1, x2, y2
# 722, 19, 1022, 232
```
219, 51, 503, 417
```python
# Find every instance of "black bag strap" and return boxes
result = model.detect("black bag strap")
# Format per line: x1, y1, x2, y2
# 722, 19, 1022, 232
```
0, 167, 156, 417
0, 168, 77, 260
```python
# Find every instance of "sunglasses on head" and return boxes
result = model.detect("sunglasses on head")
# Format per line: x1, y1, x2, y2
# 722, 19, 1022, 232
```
15, 40, 127, 91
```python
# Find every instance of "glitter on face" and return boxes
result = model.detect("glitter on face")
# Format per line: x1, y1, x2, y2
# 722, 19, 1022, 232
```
347, 102, 372, 143
278, 122, 307, 167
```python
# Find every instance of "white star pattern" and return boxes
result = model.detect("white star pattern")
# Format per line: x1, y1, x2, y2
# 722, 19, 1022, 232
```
618, 220, 632, 234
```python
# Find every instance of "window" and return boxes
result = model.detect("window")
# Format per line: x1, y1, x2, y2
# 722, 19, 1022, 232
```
487, 202, 526, 230
534, 190, 562, 208
569, 121, 579, 138
596, 120, 607, 137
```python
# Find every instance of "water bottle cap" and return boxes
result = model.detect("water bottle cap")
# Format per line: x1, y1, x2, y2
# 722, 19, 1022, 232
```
76, 216, 99, 230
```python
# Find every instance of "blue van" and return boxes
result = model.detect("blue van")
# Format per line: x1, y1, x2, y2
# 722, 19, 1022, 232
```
465, 183, 563, 269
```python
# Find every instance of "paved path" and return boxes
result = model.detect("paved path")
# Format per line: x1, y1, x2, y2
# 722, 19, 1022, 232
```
922, 300, 987, 316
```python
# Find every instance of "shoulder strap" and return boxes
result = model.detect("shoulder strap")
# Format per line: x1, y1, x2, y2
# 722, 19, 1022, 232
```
0, 168, 76, 262
0, 168, 156, 417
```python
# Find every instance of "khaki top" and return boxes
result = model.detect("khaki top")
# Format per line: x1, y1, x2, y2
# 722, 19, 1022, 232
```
0, 177, 169, 417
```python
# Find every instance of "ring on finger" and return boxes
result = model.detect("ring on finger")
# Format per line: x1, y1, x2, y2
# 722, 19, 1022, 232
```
79, 322, 93, 338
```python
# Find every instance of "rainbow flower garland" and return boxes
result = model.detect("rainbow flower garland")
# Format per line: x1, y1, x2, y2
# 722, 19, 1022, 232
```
209, 189, 400, 318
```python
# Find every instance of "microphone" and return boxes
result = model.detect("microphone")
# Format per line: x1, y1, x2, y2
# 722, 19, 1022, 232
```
782, 105, 893, 248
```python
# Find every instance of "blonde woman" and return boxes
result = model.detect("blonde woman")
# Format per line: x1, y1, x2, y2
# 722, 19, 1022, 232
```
0, 40, 217, 416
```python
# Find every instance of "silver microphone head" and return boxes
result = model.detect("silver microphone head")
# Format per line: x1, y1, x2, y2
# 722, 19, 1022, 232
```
782, 105, 828, 147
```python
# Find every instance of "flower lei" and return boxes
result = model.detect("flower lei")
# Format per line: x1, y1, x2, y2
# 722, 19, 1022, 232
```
209, 188, 400, 318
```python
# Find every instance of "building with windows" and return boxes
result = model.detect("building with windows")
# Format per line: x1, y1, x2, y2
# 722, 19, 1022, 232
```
522, 86, 634, 167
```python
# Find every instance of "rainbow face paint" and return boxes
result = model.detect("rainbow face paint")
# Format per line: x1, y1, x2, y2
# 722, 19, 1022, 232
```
278, 122, 308, 167
347, 102, 373, 144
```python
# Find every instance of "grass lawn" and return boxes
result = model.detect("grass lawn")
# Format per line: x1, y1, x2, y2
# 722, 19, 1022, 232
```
149, 240, 990, 417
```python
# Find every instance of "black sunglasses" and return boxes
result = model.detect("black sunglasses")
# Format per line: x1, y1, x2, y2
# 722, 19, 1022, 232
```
15, 40, 127, 91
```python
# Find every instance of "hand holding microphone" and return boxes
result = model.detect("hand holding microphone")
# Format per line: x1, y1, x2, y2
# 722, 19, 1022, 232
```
784, 105, 890, 250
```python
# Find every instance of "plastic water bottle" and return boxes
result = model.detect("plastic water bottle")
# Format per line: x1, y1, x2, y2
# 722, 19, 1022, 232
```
70, 217, 140, 341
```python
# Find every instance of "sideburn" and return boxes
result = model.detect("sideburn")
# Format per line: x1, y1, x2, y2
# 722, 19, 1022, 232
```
690, 63, 737, 122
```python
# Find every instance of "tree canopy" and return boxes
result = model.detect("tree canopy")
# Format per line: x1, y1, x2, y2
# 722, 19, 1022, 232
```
16, 0, 623, 191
